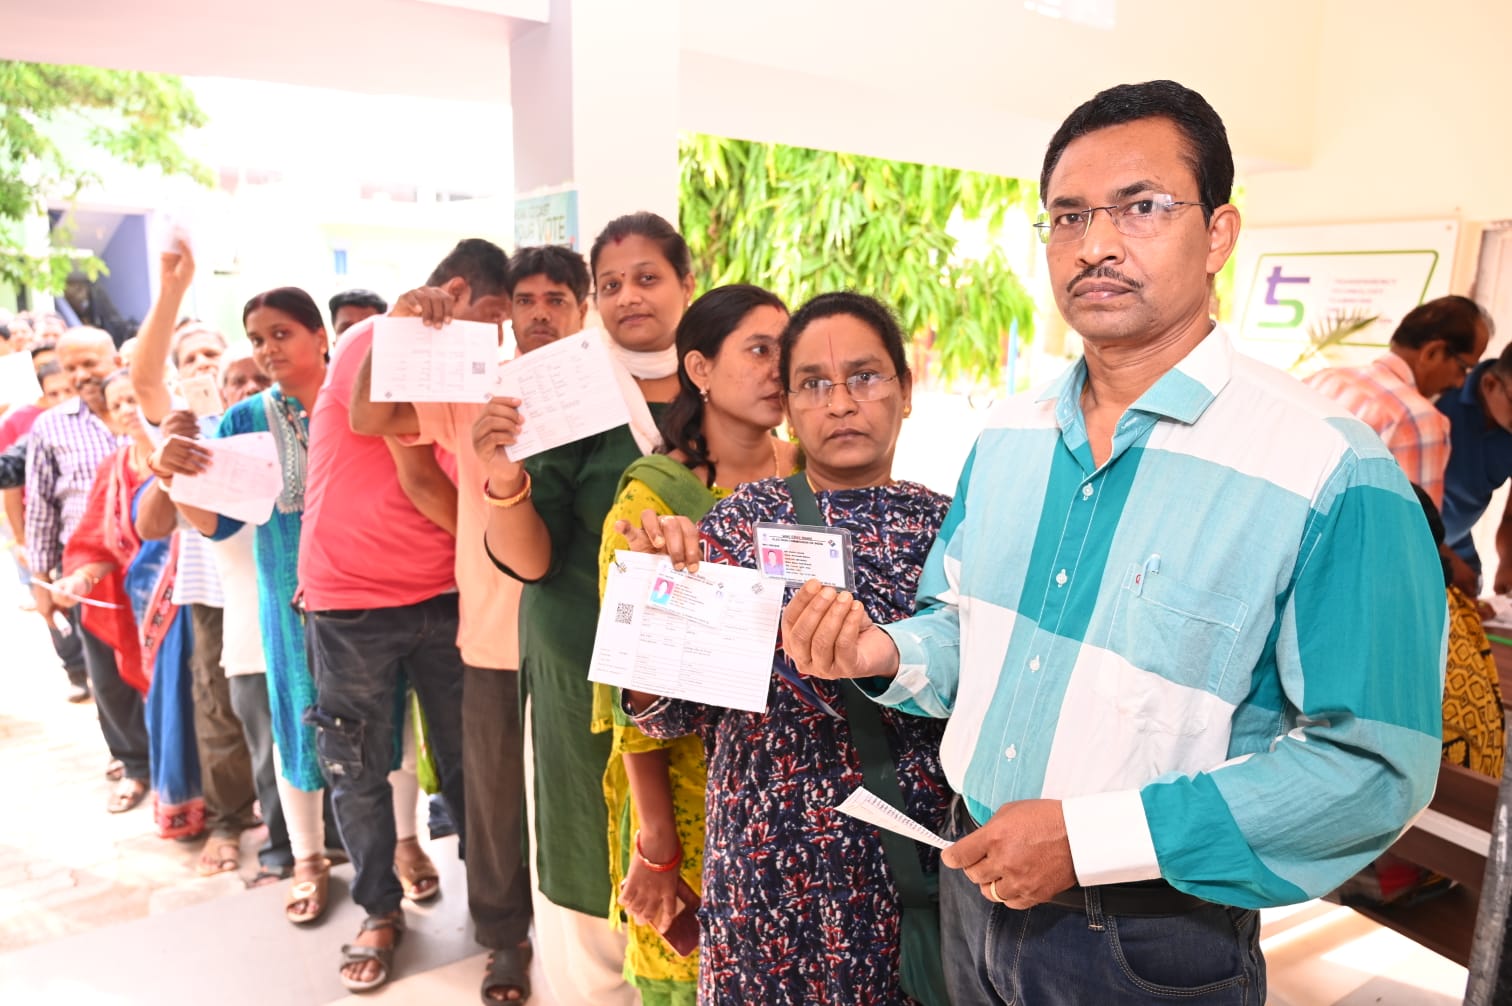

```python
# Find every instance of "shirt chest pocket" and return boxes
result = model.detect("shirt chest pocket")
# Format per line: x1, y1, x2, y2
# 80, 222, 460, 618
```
1103, 563, 1249, 734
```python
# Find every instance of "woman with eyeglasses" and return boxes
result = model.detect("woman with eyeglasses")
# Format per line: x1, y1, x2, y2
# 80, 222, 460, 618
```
619, 292, 951, 1005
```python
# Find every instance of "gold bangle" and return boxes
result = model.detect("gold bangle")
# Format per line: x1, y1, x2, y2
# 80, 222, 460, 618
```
483, 472, 532, 509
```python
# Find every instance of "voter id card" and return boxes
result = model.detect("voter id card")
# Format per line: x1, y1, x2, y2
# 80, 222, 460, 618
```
754, 522, 855, 591
645, 559, 730, 626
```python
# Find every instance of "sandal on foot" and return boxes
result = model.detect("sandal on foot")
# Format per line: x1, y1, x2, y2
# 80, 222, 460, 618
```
395, 836, 440, 903
246, 864, 292, 889
339, 912, 406, 993
285, 856, 331, 925
107, 778, 147, 814
197, 834, 242, 877
481, 944, 533, 1003
105, 759, 124, 782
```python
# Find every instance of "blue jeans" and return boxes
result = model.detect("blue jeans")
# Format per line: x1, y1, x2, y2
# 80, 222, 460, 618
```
306, 593, 467, 917
940, 799, 1265, 1005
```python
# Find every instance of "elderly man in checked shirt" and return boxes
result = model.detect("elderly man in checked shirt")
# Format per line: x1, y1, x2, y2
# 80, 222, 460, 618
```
783, 80, 1447, 1005
27, 326, 150, 814
1307, 295, 1491, 596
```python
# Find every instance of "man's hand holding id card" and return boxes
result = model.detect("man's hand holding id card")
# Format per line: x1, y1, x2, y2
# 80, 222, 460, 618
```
754, 522, 856, 591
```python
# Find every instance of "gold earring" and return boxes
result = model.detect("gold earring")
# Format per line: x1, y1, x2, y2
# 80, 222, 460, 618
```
903, 406, 912, 417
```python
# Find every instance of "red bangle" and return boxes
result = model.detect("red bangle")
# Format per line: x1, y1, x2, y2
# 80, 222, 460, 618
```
634, 829, 681, 873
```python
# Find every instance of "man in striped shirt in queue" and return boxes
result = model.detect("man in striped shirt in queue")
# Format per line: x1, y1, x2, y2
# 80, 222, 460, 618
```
26, 325, 151, 814
782, 79, 1447, 1003
1306, 295, 1491, 594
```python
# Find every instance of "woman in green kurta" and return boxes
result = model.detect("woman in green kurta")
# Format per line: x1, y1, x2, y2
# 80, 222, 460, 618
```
596, 285, 796, 1004
477, 212, 695, 997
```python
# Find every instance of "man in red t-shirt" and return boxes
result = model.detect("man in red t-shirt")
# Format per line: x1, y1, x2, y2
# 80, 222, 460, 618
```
299, 239, 510, 992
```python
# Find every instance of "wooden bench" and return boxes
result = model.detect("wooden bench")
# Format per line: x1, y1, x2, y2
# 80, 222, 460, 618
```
1345, 636, 1512, 966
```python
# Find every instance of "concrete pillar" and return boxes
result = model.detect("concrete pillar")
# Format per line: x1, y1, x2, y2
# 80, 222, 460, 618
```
509, 0, 680, 257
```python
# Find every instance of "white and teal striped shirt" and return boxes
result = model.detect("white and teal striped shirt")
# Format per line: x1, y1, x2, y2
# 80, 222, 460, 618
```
874, 327, 1447, 908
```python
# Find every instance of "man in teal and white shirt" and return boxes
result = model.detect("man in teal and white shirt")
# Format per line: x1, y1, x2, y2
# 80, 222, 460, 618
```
783, 80, 1446, 1004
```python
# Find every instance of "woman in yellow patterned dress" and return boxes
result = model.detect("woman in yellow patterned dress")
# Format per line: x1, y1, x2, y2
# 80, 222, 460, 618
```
596, 284, 798, 1004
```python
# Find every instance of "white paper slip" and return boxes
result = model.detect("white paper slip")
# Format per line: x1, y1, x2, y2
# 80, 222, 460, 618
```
371, 316, 500, 403
835, 787, 953, 851
590, 550, 781, 713
0, 351, 41, 406
179, 373, 225, 418
168, 432, 283, 526
494, 330, 630, 461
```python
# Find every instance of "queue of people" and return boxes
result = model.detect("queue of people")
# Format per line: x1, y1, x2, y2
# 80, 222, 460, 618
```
2, 78, 1456, 1005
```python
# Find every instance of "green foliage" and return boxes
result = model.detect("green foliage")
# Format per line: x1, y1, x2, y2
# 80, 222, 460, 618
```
679, 135, 1038, 385
0, 61, 212, 294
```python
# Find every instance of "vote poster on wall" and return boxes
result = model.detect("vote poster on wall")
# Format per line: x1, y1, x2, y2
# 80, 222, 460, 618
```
1231, 219, 1458, 375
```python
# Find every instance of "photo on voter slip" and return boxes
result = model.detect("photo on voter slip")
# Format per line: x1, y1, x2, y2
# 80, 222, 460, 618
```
588, 551, 782, 713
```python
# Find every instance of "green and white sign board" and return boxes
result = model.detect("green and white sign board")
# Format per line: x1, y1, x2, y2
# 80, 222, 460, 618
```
1232, 219, 1458, 374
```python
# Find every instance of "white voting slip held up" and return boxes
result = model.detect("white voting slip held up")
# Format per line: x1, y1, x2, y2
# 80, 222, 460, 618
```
167, 432, 282, 526
494, 331, 629, 462
0, 351, 41, 407
368, 320, 630, 462
589, 551, 781, 713
370, 316, 500, 404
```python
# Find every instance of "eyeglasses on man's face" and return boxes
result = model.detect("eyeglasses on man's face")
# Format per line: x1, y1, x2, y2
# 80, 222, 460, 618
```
1034, 194, 1206, 245
787, 371, 898, 410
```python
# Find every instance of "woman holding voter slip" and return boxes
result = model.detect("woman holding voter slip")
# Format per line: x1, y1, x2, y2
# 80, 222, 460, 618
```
475, 212, 695, 1003
595, 283, 797, 1004
152, 287, 340, 925
617, 292, 952, 1006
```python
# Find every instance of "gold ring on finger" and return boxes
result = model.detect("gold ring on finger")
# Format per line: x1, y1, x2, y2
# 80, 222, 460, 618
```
989, 879, 1006, 904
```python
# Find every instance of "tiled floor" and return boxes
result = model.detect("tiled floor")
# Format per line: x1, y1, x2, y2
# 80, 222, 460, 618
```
0, 589, 1478, 1004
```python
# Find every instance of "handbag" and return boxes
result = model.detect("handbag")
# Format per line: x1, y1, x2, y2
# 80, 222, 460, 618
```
783, 472, 950, 1006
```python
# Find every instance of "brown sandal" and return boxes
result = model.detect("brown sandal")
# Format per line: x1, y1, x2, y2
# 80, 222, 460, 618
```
196, 834, 242, 877
285, 855, 331, 925
395, 836, 440, 902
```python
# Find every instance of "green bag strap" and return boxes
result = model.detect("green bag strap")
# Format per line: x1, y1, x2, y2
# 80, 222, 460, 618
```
618, 454, 720, 523
783, 472, 933, 910
785, 472, 948, 1005
783, 471, 823, 525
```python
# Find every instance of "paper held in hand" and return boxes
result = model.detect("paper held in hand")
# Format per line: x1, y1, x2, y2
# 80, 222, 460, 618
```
494, 331, 629, 461
167, 432, 283, 526
370, 316, 500, 403
835, 787, 953, 851
589, 550, 781, 713
0, 351, 41, 407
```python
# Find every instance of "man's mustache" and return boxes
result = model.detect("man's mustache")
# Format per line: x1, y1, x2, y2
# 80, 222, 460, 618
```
1066, 266, 1144, 294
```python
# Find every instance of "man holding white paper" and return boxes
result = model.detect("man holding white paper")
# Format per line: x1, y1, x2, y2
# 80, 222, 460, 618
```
349, 243, 590, 1004
301, 238, 510, 994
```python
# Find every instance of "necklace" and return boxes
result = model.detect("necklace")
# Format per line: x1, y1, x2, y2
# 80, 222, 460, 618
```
771, 438, 782, 478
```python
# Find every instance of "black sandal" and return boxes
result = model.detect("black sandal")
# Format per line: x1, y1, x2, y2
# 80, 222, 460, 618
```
481, 944, 532, 1004
339, 912, 406, 993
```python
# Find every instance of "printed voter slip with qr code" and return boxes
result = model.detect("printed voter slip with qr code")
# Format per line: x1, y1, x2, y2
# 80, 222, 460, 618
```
589, 550, 781, 713
754, 523, 855, 591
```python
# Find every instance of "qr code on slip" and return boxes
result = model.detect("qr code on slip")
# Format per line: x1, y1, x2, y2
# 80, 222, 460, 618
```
471, 361, 487, 375
614, 603, 635, 626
